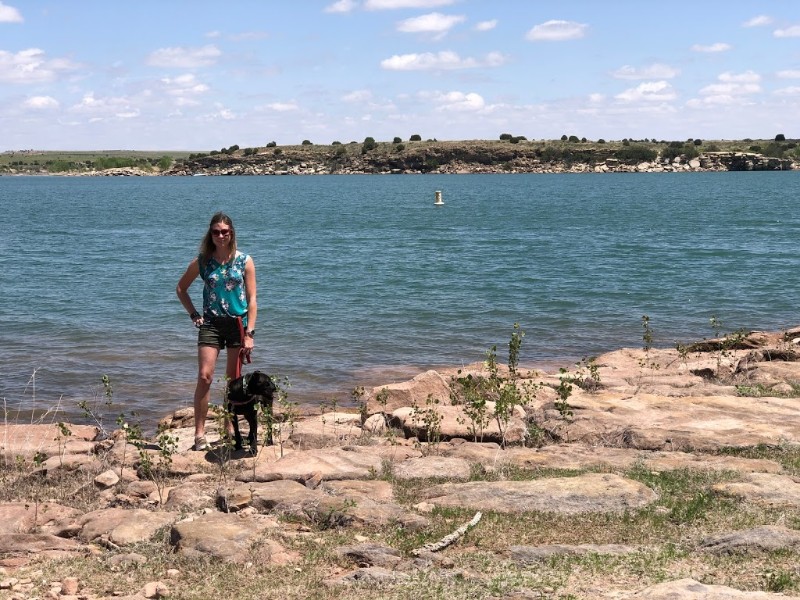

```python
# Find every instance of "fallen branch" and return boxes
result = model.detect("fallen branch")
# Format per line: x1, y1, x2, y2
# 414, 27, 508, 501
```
411, 511, 482, 556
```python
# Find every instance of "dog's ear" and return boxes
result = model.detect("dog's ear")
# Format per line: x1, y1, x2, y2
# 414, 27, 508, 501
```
227, 375, 245, 399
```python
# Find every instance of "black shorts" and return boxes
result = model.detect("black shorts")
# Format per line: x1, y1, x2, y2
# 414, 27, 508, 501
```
197, 316, 243, 349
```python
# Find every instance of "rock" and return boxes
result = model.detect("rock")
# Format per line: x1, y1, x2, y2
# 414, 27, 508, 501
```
391, 456, 473, 481
391, 402, 527, 444
0, 502, 81, 534
287, 412, 363, 448
712, 473, 800, 507
142, 581, 169, 598
238, 447, 383, 483
509, 543, 637, 563
94, 469, 120, 489
367, 370, 451, 414
75, 508, 178, 546
625, 577, 800, 598
419, 473, 657, 514
362, 414, 387, 435
0, 424, 99, 461
163, 483, 215, 512
326, 566, 410, 586
61, 577, 79, 595
0, 533, 83, 555
170, 512, 291, 565
700, 525, 800, 554
336, 543, 403, 568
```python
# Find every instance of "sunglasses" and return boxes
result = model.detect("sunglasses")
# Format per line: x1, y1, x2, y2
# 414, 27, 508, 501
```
211, 228, 231, 237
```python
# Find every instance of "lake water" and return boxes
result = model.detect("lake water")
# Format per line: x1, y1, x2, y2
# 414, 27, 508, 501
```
2, 172, 799, 428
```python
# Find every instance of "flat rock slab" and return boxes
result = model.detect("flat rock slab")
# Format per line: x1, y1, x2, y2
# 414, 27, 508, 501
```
1, 424, 99, 461
0, 502, 82, 534
700, 525, 800, 554
463, 444, 782, 474
75, 508, 178, 546
712, 473, 800, 507
420, 473, 657, 514
510, 543, 638, 563
543, 390, 800, 451
392, 456, 473, 481
621, 577, 800, 599
0, 533, 83, 554
239, 447, 383, 483
227, 480, 429, 530
170, 511, 292, 565
392, 403, 527, 444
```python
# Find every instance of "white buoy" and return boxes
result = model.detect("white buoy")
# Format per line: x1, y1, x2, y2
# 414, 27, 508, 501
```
434, 190, 444, 205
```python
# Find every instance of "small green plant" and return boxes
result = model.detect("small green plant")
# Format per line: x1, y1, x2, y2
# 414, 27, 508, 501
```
763, 568, 796, 593
451, 369, 491, 443
638, 315, 660, 372
129, 421, 178, 505
272, 376, 298, 457
555, 368, 574, 419
78, 374, 116, 437
410, 394, 442, 454
352, 386, 367, 425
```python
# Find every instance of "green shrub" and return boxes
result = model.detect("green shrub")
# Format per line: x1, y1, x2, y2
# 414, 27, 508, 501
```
409, 134, 422, 141
615, 144, 657, 163
393, 137, 402, 144
301, 140, 312, 145
499, 133, 513, 140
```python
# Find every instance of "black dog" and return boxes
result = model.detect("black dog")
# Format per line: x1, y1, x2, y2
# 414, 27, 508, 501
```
225, 370, 277, 454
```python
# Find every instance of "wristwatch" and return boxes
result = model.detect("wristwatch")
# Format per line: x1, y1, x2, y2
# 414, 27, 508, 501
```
245, 329, 255, 338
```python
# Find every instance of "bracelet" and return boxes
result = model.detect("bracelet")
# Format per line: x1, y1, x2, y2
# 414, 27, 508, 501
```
190, 311, 201, 320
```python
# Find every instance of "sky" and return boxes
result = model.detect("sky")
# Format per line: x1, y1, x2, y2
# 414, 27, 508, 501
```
2, 0, 799, 151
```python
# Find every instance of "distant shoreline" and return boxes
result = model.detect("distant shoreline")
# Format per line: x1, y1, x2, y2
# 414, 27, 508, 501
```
2, 138, 798, 176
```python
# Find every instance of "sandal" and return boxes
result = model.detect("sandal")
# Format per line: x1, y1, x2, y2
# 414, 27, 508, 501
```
193, 436, 210, 451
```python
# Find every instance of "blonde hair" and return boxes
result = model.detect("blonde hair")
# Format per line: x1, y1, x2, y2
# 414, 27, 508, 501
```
199, 212, 237, 267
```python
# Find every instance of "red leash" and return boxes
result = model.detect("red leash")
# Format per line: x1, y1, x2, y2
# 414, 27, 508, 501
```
235, 316, 251, 380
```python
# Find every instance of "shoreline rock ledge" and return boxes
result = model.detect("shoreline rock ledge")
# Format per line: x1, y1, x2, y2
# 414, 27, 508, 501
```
0, 325, 799, 598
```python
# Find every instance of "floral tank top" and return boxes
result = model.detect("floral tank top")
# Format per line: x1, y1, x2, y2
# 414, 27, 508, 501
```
200, 251, 250, 323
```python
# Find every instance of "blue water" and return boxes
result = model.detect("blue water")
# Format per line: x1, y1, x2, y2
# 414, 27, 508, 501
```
2, 172, 799, 427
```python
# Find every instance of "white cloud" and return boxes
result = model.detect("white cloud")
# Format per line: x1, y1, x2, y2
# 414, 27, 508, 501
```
325, 0, 358, 13
691, 71, 762, 105
691, 42, 732, 53
588, 93, 605, 103
23, 96, 59, 110
146, 45, 221, 68
777, 70, 800, 79
718, 70, 760, 83
526, 20, 587, 42
69, 92, 138, 120
474, 20, 497, 32
774, 86, 800, 96
743, 15, 772, 27
615, 81, 676, 102
381, 50, 506, 70
365, 0, 454, 9
774, 25, 800, 38
428, 91, 485, 112
0, 48, 79, 84
0, 1, 22, 22
611, 63, 680, 80
342, 90, 373, 102
263, 102, 299, 112
161, 74, 209, 106
397, 12, 465, 37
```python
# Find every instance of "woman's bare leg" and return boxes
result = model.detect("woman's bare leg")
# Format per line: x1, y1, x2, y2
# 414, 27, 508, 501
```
194, 345, 220, 438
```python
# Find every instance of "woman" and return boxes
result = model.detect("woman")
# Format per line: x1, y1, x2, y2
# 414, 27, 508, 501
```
176, 212, 257, 451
